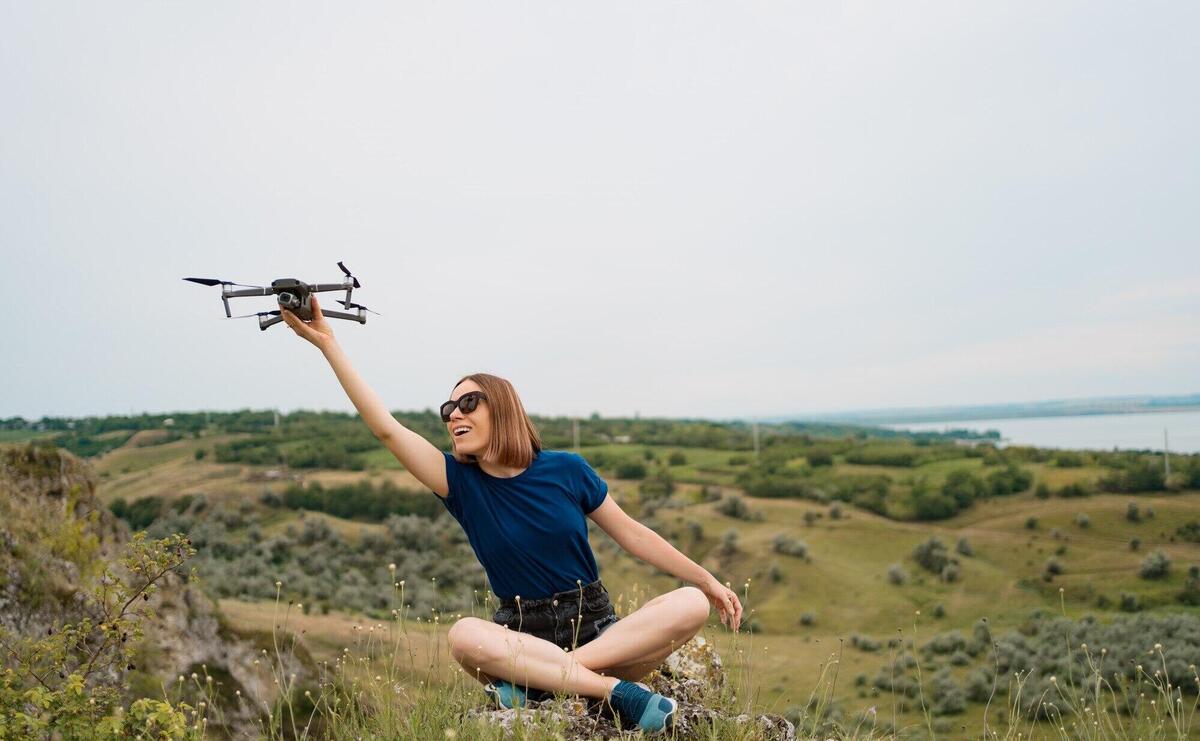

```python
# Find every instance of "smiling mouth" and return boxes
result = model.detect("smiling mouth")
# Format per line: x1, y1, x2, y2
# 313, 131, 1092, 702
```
453, 426, 472, 437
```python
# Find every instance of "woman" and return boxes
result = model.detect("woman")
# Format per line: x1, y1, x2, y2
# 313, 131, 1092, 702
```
281, 297, 743, 734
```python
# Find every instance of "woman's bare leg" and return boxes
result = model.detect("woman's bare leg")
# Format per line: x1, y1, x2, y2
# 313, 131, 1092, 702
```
570, 586, 710, 680
447, 617, 619, 698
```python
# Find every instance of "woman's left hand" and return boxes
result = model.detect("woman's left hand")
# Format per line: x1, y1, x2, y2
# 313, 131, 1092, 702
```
699, 576, 743, 632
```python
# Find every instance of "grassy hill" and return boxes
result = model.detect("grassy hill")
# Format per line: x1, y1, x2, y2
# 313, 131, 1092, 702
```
3, 412, 1198, 738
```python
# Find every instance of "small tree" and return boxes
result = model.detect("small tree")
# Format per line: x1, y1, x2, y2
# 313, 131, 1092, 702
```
1140, 549, 1171, 580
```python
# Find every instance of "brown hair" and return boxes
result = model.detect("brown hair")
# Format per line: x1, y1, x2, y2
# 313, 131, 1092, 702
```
451, 373, 541, 468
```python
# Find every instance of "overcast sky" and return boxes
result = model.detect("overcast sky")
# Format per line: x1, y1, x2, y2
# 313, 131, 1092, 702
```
2, 1, 1197, 421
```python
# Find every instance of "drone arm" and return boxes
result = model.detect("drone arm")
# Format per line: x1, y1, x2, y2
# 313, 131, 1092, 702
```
225, 287, 274, 298
319, 309, 367, 325
258, 314, 287, 331
308, 283, 353, 293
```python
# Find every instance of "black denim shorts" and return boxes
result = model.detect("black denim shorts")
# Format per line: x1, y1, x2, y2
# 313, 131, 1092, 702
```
491, 578, 620, 652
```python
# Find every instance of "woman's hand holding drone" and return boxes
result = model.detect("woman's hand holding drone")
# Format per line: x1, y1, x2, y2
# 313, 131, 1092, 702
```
281, 296, 336, 351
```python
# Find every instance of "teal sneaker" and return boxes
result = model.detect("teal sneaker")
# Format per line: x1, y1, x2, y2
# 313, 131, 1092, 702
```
608, 679, 678, 734
483, 680, 527, 709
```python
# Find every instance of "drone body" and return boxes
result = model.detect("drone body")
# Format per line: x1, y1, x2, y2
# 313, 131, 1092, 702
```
184, 261, 380, 331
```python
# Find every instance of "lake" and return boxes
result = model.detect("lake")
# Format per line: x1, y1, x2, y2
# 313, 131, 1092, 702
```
885, 410, 1200, 454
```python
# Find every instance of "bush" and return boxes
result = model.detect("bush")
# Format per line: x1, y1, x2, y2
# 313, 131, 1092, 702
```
806, 450, 834, 467
828, 503, 843, 520
1130, 537, 1141, 551
716, 494, 759, 520
1075, 513, 1090, 528
1177, 521, 1200, 543
1042, 558, 1063, 580
1140, 549, 1171, 580
941, 562, 961, 583
667, 451, 687, 466
1025, 517, 1038, 530
887, 563, 908, 585
1100, 460, 1166, 493
931, 669, 966, 715
615, 460, 648, 479
955, 537, 973, 557
986, 464, 1033, 497
772, 534, 808, 558
1119, 592, 1141, 612
913, 537, 952, 574
1035, 483, 1051, 499
1126, 502, 1141, 523
638, 469, 675, 499
1056, 482, 1093, 498
942, 469, 987, 509
799, 612, 815, 626
719, 528, 740, 556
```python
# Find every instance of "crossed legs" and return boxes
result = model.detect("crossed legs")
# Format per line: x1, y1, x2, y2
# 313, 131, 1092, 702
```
446, 586, 710, 699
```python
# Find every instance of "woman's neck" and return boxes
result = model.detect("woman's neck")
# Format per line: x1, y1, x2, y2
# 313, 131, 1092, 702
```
477, 457, 527, 479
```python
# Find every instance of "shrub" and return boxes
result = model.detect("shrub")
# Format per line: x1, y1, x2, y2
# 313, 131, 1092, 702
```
685, 520, 704, 540
727, 455, 748, 466
799, 612, 816, 626
1056, 482, 1093, 498
1042, 558, 1063, 580
1130, 537, 1141, 551
716, 494, 760, 520
932, 603, 946, 618
1025, 517, 1038, 530
699, 485, 723, 502
1119, 592, 1141, 612
615, 460, 647, 479
1053, 451, 1085, 467
912, 489, 959, 520
1100, 460, 1166, 493
955, 537, 973, 557
887, 563, 908, 585
931, 669, 966, 716
828, 503, 843, 520
803, 511, 820, 526
942, 469, 987, 509
913, 537, 951, 574
1075, 513, 1090, 528
772, 534, 808, 558
1140, 549, 1171, 579
1126, 502, 1141, 523
638, 469, 675, 499
719, 528, 740, 556
768, 562, 784, 583
1179, 521, 1200, 543
941, 562, 961, 583
667, 451, 687, 466
1035, 483, 1051, 499
986, 464, 1033, 497
806, 450, 834, 467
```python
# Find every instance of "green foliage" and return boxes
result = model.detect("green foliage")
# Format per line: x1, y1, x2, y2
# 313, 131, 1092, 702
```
667, 450, 687, 466
772, 534, 808, 558
805, 450, 833, 467
1176, 520, 1200, 543
942, 469, 987, 509
715, 494, 760, 521
986, 464, 1033, 496
845, 445, 919, 467
887, 563, 908, 585
281, 480, 441, 521
1127, 501, 1142, 522
955, 537, 973, 557
1100, 459, 1166, 493
109, 495, 164, 531
637, 468, 675, 499
913, 537, 952, 575
614, 460, 647, 479
0, 533, 198, 739
1140, 549, 1171, 580
1075, 512, 1091, 528
1055, 481, 1094, 498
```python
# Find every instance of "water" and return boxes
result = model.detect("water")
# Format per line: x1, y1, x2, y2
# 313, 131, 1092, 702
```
885, 410, 1200, 454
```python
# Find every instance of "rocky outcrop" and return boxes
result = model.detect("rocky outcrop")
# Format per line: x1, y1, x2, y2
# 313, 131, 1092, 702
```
0, 444, 312, 738
464, 635, 794, 740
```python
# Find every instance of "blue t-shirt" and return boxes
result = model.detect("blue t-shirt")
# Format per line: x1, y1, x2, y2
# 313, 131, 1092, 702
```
436, 449, 609, 600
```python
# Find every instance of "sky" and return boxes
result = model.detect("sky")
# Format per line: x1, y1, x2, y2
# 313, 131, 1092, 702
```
1, 1, 1197, 421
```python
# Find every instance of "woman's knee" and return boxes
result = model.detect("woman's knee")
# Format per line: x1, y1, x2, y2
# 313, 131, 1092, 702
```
675, 586, 710, 632
447, 617, 498, 664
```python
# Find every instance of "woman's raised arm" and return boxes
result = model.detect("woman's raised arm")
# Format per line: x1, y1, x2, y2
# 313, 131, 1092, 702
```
281, 296, 449, 497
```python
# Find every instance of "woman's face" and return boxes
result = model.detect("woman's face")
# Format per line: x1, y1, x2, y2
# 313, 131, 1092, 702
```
446, 379, 491, 457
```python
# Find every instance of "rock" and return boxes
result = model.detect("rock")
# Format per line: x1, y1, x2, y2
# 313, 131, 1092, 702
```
462, 635, 793, 740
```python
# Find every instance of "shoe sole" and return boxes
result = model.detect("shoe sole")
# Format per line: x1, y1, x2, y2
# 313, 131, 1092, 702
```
643, 696, 678, 735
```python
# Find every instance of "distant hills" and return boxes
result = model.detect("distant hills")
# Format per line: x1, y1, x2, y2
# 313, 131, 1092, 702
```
779, 393, 1200, 426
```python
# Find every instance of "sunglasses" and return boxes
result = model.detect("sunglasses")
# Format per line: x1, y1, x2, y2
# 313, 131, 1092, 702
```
440, 391, 488, 423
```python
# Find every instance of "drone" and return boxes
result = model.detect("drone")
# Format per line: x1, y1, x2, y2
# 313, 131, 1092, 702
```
184, 261, 380, 331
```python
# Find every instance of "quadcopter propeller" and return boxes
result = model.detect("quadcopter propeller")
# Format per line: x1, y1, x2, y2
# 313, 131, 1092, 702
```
336, 261, 361, 289
183, 277, 266, 288
336, 299, 381, 315
229, 310, 282, 319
